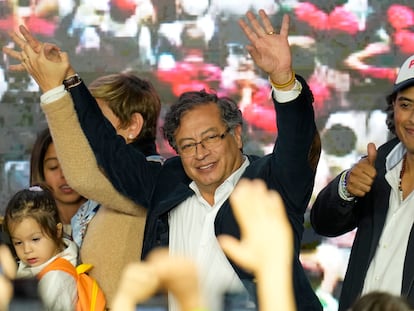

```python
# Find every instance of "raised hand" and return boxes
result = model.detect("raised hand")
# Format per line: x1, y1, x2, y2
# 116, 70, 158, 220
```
346, 143, 378, 197
3, 25, 59, 70
239, 10, 293, 88
219, 178, 293, 274
145, 248, 203, 311
218, 178, 295, 311
112, 248, 204, 311
3, 25, 74, 92
112, 261, 160, 311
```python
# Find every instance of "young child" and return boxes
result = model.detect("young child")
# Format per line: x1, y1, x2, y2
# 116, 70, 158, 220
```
4, 185, 78, 311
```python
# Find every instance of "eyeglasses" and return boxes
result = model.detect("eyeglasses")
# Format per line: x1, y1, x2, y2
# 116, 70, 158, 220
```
178, 127, 231, 157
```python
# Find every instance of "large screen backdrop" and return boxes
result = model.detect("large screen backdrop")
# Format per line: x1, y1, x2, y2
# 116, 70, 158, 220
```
1, 0, 413, 309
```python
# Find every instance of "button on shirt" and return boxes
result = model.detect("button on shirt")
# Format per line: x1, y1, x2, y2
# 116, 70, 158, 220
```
169, 157, 249, 311
362, 143, 414, 295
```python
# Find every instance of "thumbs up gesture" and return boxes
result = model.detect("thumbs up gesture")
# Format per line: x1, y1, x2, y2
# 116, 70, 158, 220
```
346, 143, 377, 197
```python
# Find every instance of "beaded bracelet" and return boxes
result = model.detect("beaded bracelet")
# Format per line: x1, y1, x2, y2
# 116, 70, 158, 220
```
269, 70, 295, 89
343, 170, 351, 196
339, 169, 356, 201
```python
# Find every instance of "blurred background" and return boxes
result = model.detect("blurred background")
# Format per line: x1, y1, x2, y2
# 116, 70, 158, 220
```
1, 0, 413, 309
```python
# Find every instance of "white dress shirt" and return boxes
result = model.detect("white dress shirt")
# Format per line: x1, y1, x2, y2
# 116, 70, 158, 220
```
362, 143, 414, 295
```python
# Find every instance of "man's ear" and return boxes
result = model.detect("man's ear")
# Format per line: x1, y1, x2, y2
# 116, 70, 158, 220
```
233, 124, 243, 149
127, 112, 144, 140
56, 223, 63, 238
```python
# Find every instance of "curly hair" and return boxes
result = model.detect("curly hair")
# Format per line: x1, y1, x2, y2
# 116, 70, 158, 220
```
385, 81, 414, 136
385, 92, 396, 135
162, 90, 243, 152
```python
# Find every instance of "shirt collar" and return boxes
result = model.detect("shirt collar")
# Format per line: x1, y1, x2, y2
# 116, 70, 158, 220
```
189, 156, 250, 197
386, 142, 406, 171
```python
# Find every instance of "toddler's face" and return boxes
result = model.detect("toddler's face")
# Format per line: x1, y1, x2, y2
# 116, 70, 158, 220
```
9, 218, 60, 267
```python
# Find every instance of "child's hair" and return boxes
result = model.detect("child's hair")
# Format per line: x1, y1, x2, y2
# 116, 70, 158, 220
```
4, 184, 64, 250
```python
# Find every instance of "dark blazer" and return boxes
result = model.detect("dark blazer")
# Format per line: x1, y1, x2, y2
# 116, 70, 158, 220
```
311, 137, 414, 310
69, 75, 322, 311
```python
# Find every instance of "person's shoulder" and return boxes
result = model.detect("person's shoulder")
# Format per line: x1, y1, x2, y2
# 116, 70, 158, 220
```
163, 156, 182, 167
378, 137, 400, 154
242, 154, 266, 178
159, 156, 189, 180
246, 154, 261, 162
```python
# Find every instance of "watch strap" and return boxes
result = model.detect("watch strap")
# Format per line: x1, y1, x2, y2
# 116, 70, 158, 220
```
63, 74, 82, 90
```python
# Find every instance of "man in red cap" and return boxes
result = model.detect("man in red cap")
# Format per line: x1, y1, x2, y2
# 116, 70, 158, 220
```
311, 54, 414, 310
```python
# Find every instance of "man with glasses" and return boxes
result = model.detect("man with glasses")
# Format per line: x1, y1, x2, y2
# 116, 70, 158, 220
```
5, 9, 322, 311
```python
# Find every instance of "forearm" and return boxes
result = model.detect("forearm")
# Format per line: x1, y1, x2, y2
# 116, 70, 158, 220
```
256, 261, 295, 311
275, 75, 316, 154
41, 92, 145, 215
311, 175, 359, 236
271, 75, 318, 215
68, 81, 155, 207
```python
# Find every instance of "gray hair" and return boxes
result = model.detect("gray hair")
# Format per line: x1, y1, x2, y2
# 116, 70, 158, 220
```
162, 90, 243, 151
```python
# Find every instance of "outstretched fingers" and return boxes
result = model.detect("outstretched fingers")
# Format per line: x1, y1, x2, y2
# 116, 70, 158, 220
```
7, 30, 26, 50
3, 45, 23, 61
245, 10, 268, 37
239, 10, 272, 42
238, 15, 258, 42
3, 47, 26, 72
3, 28, 38, 72
19, 25, 42, 53
258, 9, 277, 34
279, 14, 290, 37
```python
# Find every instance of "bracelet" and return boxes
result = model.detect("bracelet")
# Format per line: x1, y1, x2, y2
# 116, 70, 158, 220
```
269, 71, 295, 89
63, 74, 82, 90
343, 170, 351, 195
339, 170, 355, 201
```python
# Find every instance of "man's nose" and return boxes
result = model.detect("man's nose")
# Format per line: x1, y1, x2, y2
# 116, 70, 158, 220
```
194, 142, 209, 159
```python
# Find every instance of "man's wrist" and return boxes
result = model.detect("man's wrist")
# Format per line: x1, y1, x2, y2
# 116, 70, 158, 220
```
65, 66, 76, 79
269, 70, 296, 90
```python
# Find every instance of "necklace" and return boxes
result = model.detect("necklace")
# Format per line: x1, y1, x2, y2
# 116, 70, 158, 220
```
399, 153, 407, 201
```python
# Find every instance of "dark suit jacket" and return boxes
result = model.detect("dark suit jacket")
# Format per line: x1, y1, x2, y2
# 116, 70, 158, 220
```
311, 137, 414, 310
69, 75, 322, 310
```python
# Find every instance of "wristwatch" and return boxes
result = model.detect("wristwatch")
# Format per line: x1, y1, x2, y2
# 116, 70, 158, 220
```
63, 74, 82, 90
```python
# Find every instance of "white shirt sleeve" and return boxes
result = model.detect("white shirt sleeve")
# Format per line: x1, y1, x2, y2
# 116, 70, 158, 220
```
271, 79, 303, 103
40, 85, 67, 105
